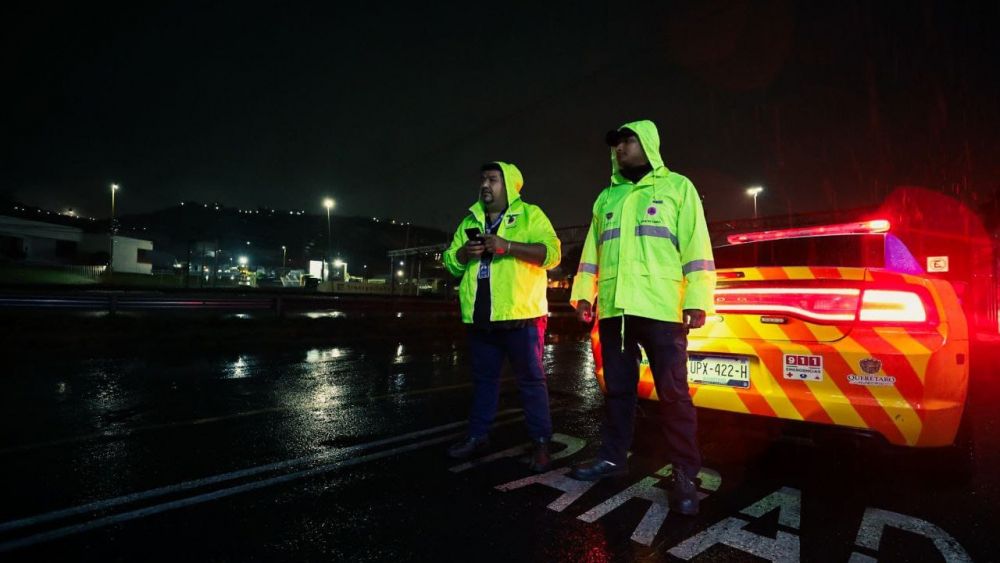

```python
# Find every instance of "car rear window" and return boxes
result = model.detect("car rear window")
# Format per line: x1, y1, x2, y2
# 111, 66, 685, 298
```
713, 234, 885, 269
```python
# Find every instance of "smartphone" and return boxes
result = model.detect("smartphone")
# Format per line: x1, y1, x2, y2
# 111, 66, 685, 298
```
465, 228, 484, 243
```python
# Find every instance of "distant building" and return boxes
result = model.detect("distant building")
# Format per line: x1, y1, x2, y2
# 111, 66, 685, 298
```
0, 215, 80, 263
0, 215, 153, 274
82, 234, 153, 275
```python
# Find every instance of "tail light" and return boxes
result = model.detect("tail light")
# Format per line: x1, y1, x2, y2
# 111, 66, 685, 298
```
715, 288, 859, 323
715, 285, 934, 325
859, 289, 927, 323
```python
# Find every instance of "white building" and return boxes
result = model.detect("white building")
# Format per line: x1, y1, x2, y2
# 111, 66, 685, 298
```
0, 215, 153, 274
81, 234, 153, 275
0, 215, 80, 263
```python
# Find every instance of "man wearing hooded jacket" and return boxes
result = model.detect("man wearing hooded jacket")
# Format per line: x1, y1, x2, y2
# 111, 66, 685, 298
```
569, 120, 716, 516
443, 161, 561, 472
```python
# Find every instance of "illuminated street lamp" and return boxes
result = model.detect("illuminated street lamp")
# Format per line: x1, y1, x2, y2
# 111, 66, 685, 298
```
746, 186, 764, 219
109, 183, 120, 276
238, 256, 248, 266
281, 245, 287, 269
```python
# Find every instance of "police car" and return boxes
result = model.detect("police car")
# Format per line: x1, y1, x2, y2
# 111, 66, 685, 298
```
590, 219, 970, 447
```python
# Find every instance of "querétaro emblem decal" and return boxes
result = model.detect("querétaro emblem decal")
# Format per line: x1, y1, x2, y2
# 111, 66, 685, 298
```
859, 358, 882, 375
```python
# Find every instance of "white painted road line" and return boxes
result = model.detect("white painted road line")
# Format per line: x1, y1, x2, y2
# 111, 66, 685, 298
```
0, 429, 476, 553
0, 409, 524, 537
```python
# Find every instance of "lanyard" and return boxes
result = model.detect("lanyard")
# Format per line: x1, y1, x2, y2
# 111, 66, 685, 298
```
484, 210, 505, 234
478, 210, 506, 280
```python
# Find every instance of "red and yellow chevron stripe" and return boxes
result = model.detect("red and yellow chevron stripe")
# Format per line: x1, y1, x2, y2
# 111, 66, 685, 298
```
589, 266, 970, 447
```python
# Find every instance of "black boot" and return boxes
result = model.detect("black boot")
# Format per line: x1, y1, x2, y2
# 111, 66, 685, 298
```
569, 458, 628, 481
668, 467, 700, 516
528, 437, 551, 473
447, 435, 489, 459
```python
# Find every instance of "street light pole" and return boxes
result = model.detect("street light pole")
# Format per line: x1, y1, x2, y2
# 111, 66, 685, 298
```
746, 186, 764, 219
109, 183, 120, 277
281, 245, 287, 269
323, 198, 335, 281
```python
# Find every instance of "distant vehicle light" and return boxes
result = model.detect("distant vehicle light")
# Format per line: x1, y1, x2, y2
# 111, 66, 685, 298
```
727, 219, 891, 245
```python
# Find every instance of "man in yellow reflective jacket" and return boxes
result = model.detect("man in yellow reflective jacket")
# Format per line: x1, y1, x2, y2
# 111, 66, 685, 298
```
569, 121, 715, 516
442, 161, 561, 472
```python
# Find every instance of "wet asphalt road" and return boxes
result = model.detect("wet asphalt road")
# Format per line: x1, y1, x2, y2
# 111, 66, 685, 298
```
1, 326, 998, 562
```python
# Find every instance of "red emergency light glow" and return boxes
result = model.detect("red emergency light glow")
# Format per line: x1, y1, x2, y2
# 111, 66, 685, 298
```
726, 219, 891, 245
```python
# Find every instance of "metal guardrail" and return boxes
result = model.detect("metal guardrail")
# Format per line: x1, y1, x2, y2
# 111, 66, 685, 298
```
0, 294, 278, 313
0, 292, 465, 316
117, 297, 274, 310
0, 295, 108, 309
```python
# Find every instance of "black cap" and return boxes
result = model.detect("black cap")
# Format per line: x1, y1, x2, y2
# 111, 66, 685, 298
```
605, 127, 637, 146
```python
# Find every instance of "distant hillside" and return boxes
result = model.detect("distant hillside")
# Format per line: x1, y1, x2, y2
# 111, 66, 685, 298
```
119, 203, 448, 275
2, 198, 448, 276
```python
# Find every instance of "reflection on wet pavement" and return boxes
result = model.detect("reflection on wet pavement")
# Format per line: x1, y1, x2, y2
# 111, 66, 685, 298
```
0, 331, 995, 561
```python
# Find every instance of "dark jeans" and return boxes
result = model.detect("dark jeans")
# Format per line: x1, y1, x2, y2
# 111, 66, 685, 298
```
467, 317, 552, 440
597, 315, 700, 477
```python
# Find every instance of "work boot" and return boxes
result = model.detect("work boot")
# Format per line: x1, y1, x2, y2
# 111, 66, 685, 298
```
668, 467, 700, 516
447, 435, 489, 459
569, 458, 628, 481
528, 437, 551, 473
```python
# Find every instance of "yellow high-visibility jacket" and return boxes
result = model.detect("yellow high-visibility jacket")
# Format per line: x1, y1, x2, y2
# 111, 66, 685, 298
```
570, 120, 715, 322
443, 162, 561, 323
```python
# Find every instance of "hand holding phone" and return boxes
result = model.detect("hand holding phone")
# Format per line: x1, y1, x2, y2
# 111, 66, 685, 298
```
464, 228, 484, 243
461, 227, 486, 261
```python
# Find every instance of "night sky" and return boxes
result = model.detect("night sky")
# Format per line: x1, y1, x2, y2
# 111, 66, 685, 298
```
3, 1, 998, 230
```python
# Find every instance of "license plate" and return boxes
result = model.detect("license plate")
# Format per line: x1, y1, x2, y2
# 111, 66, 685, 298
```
687, 354, 750, 388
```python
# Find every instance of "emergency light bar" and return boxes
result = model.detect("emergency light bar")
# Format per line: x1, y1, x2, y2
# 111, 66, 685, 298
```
726, 219, 891, 245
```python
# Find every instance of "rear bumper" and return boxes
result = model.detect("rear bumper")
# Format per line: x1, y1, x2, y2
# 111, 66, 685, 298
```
600, 332, 969, 447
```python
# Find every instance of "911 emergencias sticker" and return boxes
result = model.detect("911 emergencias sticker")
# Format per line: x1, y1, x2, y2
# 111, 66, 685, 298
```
783, 354, 823, 381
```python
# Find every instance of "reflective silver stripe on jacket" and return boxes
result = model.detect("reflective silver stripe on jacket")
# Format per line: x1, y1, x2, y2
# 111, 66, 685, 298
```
578, 262, 598, 275
682, 259, 716, 275
634, 225, 679, 249
599, 228, 621, 244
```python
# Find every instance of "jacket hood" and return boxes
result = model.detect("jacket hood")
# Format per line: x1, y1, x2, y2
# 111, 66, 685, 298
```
471, 161, 524, 217
610, 120, 667, 183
